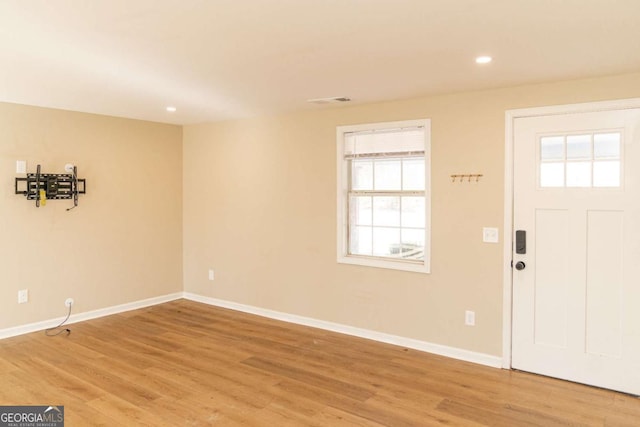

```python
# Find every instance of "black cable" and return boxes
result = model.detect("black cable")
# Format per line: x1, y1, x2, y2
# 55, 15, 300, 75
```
45, 303, 72, 337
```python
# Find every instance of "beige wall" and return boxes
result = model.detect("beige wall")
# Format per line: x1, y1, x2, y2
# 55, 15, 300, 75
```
183, 72, 640, 357
0, 103, 183, 330
4, 72, 640, 354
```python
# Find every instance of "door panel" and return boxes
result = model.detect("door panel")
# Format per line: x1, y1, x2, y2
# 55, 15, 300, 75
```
585, 210, 623, 358
512, 108, 640, 395
534, 209, 569, 348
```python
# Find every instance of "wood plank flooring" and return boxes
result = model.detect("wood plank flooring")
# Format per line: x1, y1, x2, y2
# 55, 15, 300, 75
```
0, 299, 638, 426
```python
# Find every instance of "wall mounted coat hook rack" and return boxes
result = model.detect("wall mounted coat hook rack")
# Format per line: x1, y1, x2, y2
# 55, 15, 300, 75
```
450, 174, 483, 183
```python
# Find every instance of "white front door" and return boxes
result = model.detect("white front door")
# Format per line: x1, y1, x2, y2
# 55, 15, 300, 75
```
512, 105, 640, 395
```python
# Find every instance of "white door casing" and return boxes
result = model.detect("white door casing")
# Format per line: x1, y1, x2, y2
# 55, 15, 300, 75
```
505, 100, 640, 395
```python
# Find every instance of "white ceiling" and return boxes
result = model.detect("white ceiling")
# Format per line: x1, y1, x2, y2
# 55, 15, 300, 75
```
1, 0, 640, 125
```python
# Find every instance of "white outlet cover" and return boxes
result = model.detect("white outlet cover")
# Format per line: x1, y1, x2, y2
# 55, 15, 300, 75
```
208, 269, 215, 281
18, 289, 28, 304
16, 160, 27, 174
465, 310, 476, 326
482, 227, 499, 243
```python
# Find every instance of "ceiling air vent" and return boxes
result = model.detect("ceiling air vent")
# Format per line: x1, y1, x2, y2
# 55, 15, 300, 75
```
307, 96, 352, 105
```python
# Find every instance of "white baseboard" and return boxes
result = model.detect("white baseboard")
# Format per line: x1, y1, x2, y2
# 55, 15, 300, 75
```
183, 292, 503, 369
0, 292, 183, 340
2, 291, 502, 369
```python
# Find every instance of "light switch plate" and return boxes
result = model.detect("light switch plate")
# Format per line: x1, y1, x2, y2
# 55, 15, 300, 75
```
483, 227, 499, 243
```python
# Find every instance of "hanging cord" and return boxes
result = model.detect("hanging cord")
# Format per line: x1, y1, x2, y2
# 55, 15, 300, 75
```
45, 304, 72, 336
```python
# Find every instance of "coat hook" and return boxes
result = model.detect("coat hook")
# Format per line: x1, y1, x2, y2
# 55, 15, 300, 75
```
451, 173, 483, 183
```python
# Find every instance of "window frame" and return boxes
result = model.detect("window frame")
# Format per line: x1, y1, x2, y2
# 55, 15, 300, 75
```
336, 119, 431, 273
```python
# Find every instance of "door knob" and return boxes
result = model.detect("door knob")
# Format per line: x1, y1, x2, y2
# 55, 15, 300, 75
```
515, 261, 526, 270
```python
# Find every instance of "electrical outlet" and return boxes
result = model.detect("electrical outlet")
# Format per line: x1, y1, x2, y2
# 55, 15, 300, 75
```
465, 310, 475, 326
16, 160, 27, 174
65, 298, 74, 307
208, 269, 215, 281
18, 289, 28, 304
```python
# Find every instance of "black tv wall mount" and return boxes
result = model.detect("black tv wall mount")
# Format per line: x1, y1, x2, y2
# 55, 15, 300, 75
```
15, 164, 86, 208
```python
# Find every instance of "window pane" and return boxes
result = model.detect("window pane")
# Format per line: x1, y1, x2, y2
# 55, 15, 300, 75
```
401, 197, 425, 228
373, 197, 400, 226
540, 136, 564, 160
566, 162, 591, 187
594, 133, 621, 159
566, 135, 591, 159
593, 161, 621, 187
349, 196, 372, 226
402, 158, 425, 190
349, 226, 372, 256
540, 163, 564, 187
352, 160, 373, 190
372, 227, 401, 257
401, 229, 425, 260
374, 159, 401, 190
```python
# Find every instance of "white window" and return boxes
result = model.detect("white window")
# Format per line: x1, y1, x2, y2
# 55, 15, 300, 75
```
539, 132, 622, 188
337, 119, 431, 273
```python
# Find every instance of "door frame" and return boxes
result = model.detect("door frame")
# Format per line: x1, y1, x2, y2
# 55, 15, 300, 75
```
502, 97, 640, 369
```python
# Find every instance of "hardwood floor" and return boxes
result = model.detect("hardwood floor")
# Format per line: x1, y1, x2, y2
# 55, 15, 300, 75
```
0, 300, 638, 426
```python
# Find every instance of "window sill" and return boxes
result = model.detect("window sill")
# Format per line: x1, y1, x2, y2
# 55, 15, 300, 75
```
337, 255, 430, 274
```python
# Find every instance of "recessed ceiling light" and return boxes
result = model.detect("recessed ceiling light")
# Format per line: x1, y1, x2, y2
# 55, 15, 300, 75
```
475, 56, 492, 64
166, 106, 177, 112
